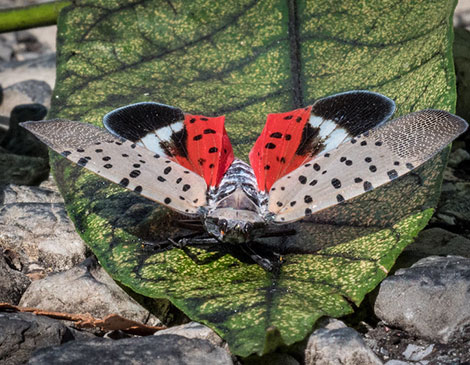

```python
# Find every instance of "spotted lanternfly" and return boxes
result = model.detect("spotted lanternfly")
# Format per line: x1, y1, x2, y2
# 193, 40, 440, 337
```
21, 91, 468, 270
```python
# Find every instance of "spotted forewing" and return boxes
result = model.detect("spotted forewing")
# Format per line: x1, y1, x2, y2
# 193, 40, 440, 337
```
21, 119, 208, 216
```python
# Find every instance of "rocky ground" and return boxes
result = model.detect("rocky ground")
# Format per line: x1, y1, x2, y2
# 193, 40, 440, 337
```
1, 2, 470, 365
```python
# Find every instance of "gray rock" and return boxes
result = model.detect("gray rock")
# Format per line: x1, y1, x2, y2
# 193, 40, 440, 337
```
1, 182, 62, 205
28, 334, 233, 365
384, 361, 411, 365
0, 53, 56, 89
20, 257, 161, 326
0, 252, 30, 304
154, 321, 224, 347
375, 256, 470, 343
0, 182, 86, 274
305, 324, 382, 365
402, 344, 434, 361
1, 103, 49, 157
0, 311, 94, 365
447, 148, 470, 168
0, 81, 51, 121
395, 228, 470, 269
0, 153, 49, 185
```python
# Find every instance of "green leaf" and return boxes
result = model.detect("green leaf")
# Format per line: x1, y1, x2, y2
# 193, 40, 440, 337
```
49, 0, 458, 357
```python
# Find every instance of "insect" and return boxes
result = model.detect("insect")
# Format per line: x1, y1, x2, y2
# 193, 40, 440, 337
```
22, 91, 467, 270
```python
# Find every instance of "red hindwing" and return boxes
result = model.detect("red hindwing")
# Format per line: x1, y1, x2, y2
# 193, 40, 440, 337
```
174, 114, 234, 188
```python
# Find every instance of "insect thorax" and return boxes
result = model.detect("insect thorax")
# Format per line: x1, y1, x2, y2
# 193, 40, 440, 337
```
204, 159, 268, 243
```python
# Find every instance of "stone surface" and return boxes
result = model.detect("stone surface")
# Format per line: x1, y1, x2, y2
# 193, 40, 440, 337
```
375, 256, 470, 344
402, 344, 434, 361
395, 228, 470, 269
0, 81, 51, 121
1, 103, 49, 157
154, 321, 224, 347
0, 153, 49, 185
305, 325, 382, 365
447, 148, 470, 168
28, 334, 233, 365
0, 183, 86, 274
0, 53, 56, 89
19, 257, 161, 326
0, 311, 94, 365
0, 252, 30, 304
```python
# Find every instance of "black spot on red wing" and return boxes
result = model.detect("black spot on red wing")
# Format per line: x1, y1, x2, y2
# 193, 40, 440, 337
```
164, 197, 171, 204
304, 195, 313, 203
290, 201, 296, 206
104, 164, 113, 169
189, 118, 196, 123
130, 170, 141, 178
387, 169, 398, 180
157, 176, 166, 182
182, 184, 191, 191
331, 178, 341, 189
296, 116, 302, 122
309, 179, 317, 186
204, 129, 216, 134
270, 132, 283, 138
209, 163, 215, 168
164, 166, 172, 174
354, 177, 363, 183
193, 134, 202, 141
280, 157, 286, 164
285, 134, 292, 141
200, 117, 208, 121
264, 165, 270, 170
296, 123, 321, 156
198, 158, 205, 166
284, 115, 293, 120
363, 181, 373, 191
313, 163, 320, 171
265, 143, 276, 149
298, 175, 307, 184
134, 186, 143, 193
336, 194, 345, 203
209, 147, 218, 153
77, 157, 88, 166
119, 178, 129, 187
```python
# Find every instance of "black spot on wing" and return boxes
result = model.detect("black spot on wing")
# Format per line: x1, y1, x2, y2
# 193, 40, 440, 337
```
103, 102, 184, 141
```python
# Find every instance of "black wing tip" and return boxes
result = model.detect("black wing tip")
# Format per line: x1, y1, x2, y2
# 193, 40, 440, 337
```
323, 89, 396, 116
102, 102, 185, 141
